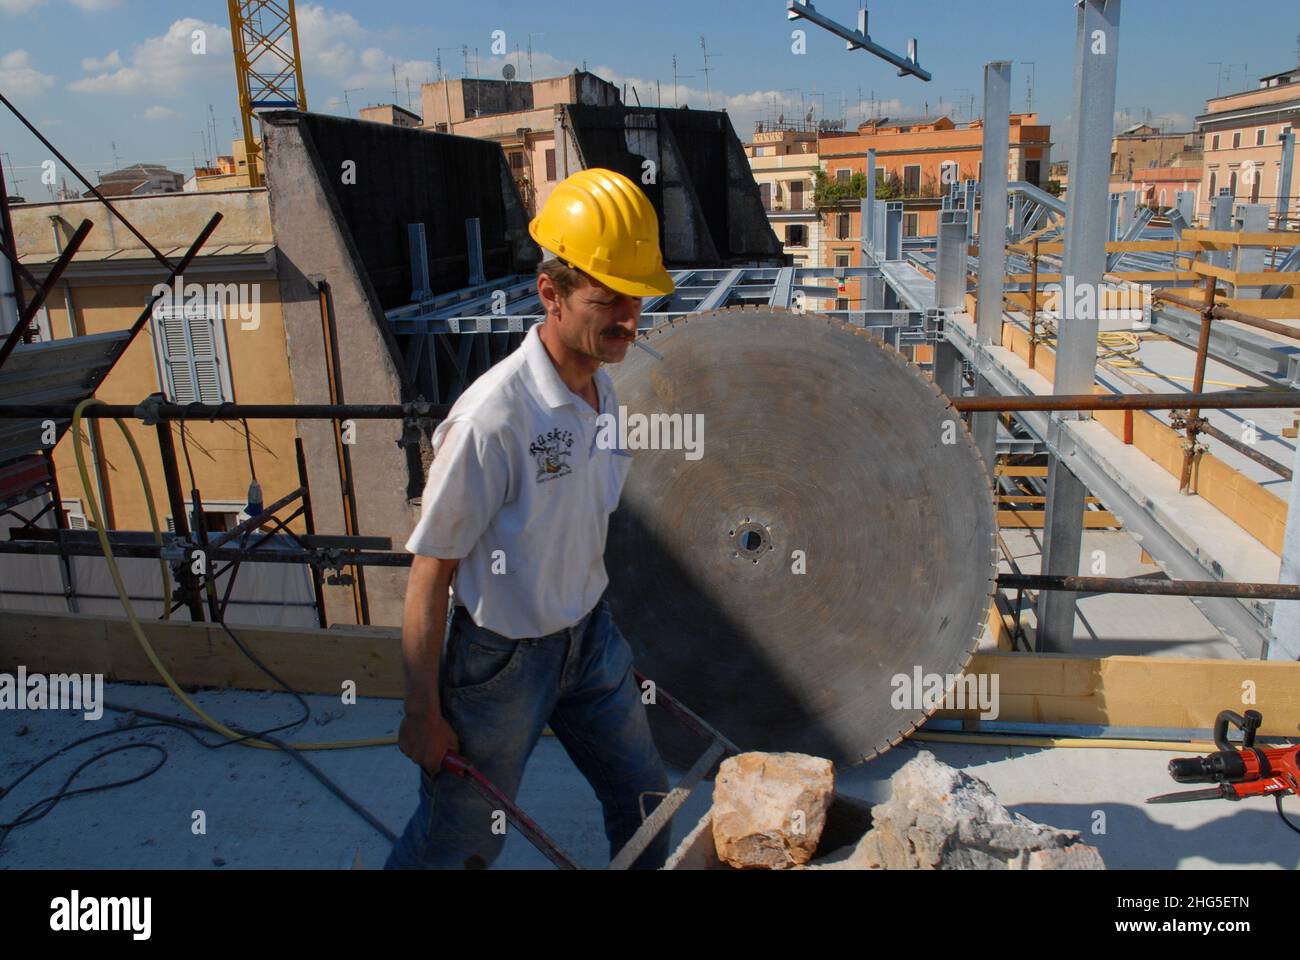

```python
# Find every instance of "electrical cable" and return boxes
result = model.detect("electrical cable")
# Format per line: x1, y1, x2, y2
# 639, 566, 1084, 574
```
70, 397, 395, 751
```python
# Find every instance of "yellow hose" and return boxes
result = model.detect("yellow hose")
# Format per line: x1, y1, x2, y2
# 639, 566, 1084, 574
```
71, 398, 394, 751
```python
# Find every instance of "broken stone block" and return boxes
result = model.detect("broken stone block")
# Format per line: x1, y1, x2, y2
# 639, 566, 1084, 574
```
711, 752, 835, 869
844, 751, 1104, 870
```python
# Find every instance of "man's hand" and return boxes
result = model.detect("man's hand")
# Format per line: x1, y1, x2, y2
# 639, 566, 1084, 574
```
398, 707, 461, 775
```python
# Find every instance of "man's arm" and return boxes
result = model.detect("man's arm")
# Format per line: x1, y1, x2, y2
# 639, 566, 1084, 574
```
397, 554, 462, 774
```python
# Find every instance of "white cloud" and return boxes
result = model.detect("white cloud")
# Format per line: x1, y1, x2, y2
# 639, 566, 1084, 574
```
143, 104, 181, 121
70, 0, 122, 9
68, 17, 230, 95
80, 49, 121, 72
0, 50, 57, 97
0, 0, 48, 14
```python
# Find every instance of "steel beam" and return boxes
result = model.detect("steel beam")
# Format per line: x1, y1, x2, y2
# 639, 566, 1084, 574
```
1207, 190, 1233, 267
946, 317, 1271, 656
785, 0, 931, 82
1233, 204, 1269, 300
408, 224, 432, 302
1273, 432, 1300, 659
1277, 129, 1295, 231
885, 202, 903, 261
465, 218, 485, 286
1038, 0, 1121, 652
864, 149, 877, 252
936, 209, 968, 310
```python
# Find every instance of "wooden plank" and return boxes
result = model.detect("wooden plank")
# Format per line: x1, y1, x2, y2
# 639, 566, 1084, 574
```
936, 652, 1300, 737
997, 495, 1102, 504
1109, 271, 1199, 283
1213, 299, 1300, 319
1182, 229, 1300, 247
1228, 271, 1300, 287
8, 610, 1298, 740
999, 510, 1119, 529
996, 465, 1050, 477
1191, 261, 1237, 283
0, 611, 405, 698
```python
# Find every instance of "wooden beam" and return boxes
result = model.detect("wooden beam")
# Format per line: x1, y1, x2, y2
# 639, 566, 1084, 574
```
996, 465, 1049, 477
999, 510, 1120, 529
937, 652, 1300, 738
7, 611, 1298, 740
1213, 299, 1300, 320
0, 611, 405, 698
1182, 229, 1300, 247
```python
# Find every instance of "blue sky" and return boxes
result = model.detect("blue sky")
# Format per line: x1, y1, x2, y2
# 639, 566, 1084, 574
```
2, 0, 1299, 197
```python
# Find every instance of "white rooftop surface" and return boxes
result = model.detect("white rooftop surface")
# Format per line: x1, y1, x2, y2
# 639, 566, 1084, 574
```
2, 682, 1296, 870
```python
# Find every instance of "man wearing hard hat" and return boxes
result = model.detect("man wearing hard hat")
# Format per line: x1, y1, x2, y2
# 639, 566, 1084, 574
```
386, 168, 677, 870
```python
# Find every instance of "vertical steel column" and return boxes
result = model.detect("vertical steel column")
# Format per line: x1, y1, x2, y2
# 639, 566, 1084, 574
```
1173, 191, 1195, 235
1278, 129, 1295, 231
1207, 190, 1234, 268
1272, 433, 1300, 659
1233, 204, 1269, 300
936, 209, 968, 310
964, 180, 978, 246
1037, 0, 1121, 652
408, 223, 432, 301
155, 422, 206, 622
1108, 193, 1122, 242
972, 61, 1012, 473
885, 201, 903, 261
465, 218, 485, 286
933, 341, 965, 399
864, 149, 877, 253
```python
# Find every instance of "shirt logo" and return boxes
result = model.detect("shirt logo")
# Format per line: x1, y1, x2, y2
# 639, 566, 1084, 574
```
529, 427, 575, 482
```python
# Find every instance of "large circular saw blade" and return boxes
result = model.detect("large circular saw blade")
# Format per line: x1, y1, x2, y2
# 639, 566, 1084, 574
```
605, 306, 997, 767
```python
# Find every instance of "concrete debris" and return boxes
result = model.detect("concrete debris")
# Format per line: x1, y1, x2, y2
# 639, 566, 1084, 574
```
710, 752, 834, 869
822, 751, 1104, 870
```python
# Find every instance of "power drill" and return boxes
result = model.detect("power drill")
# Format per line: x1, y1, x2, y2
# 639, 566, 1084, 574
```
1147, 710, 1300, 834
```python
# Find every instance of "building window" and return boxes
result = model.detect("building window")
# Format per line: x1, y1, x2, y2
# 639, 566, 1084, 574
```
837, 212, 850, 240
786, 224, 807, 246
1208, 171, 1217, 196
1232, 132, 1241, 149
1251, 170, 1261, 204
166, 501, 247, 535
835, 168, 851, 183
904, 213, 919, 237
1229, 170, 1238, 196
1025, 160, 1041, 185
903, 164, 921, 195
789, 180, 805, 211
1212, 134, 1220, 150
836, 298, 849, 311
508, 151, 525, 170
835, 253, 850, 268
151, 302, 233, 405
545, 149, 556, 181
1256, 128, 1267, 146
759, 181, 772, 209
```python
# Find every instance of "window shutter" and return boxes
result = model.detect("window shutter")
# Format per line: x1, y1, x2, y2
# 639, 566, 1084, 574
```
160, 309, 198, 403
187, 310, 223, 404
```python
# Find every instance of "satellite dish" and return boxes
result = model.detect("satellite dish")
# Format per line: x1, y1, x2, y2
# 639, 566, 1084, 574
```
502, 63, 516, 80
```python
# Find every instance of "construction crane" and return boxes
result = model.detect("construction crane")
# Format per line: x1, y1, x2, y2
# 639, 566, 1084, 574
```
226, 0, 308, 188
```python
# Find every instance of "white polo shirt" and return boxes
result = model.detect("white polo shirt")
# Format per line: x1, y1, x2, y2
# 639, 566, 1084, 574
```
405, 322, 633, 639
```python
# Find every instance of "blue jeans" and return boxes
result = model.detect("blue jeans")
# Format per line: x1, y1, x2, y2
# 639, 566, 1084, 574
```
384, 597, 671, 870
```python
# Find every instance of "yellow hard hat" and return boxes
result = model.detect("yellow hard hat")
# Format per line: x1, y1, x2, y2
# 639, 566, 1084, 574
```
528, 167, 675, 298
